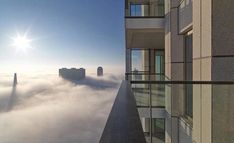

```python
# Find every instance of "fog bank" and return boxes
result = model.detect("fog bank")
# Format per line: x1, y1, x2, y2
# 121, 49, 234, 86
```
0, 73, 122, 143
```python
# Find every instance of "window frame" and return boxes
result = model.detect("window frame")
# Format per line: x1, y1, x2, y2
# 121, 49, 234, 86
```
184, 32, 193, 120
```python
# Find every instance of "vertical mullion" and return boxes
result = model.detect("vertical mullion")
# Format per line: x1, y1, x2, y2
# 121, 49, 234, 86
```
149, 83, 152, 143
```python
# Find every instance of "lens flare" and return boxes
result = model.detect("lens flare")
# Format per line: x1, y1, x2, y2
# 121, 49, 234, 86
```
11, 33, 33, 53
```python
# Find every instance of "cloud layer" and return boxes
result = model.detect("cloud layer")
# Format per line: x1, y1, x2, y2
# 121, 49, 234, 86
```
0, 73, 122, 143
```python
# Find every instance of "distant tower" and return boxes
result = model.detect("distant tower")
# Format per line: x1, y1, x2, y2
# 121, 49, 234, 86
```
97, 67, 103, 76
13, 73, 17, 85
7, 73, 18, 111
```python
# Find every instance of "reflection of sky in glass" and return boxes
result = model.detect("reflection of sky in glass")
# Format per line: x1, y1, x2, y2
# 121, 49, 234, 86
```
131, 50, 142, 71
156, 56, 161, 74
130, 5, 142, 16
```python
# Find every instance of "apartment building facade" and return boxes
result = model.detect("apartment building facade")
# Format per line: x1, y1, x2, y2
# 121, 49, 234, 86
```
124, 0, 234, 143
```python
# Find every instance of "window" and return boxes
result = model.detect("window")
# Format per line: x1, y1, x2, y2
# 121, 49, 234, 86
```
131, 50, 150, 72
153, 0, 165, 17
152, 118, 165, 142
141, 118, 165, 143
184, 33, 193, 118
126, 1, 165, 17
130, 4, 149, 16
155, 51, 164, 74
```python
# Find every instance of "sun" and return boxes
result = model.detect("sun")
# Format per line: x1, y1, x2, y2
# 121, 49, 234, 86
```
11, 33, 32, 52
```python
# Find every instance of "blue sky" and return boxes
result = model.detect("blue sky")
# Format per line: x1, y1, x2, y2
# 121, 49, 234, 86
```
0, 0, 125, 73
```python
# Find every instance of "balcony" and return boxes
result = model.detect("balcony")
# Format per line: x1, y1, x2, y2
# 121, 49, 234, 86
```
100, 72, 234, 143
99, 80, 166, 143
126, 17, 164, 29
125, 0, 165, 29
129, 80, 234, 143
125, 0, 165, 49
125, 0, 165, 18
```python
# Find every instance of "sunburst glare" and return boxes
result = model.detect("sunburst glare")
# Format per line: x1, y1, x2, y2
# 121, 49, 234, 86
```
11, 32, 33, 53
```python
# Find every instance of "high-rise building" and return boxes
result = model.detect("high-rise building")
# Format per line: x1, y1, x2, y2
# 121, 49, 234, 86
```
97, 67, 103, 76
100, 1, 234, 143
59, 68, 85, 80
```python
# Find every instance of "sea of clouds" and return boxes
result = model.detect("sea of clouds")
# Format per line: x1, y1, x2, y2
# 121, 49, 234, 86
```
0, 73, 122, 143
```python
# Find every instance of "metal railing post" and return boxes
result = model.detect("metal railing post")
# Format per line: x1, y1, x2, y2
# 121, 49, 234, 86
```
149, 83, 152, 143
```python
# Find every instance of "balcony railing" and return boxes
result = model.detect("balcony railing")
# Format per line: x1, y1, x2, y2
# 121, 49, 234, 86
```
100, 71, 234, 143
126, 72, 165, 81
129, 80, 234, 143
125, 0, 165, 18
126, 72, 166, 108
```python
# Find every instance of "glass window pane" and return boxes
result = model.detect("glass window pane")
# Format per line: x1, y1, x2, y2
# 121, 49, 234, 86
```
155, 51, 165, 75
151, 84, 165, 107
142, 5, 149, 16
130, 4, 141, 16
132, 84, 150, 107
127, 1, 164, 17
155, 56, 161, 74
184, 34, 193, 118
130, 4, 149, 16
152, 118, 165, 142
130, 5, 136, 16
135, 5, 141, 16
131, 50, 149, 72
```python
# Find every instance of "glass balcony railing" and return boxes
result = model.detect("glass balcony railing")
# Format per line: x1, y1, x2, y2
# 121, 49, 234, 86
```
128, 79, 234, 143
125, 0, 165, 17
126, 73, 166, 108
126, 73, 165, 81
132, 83, 165, 108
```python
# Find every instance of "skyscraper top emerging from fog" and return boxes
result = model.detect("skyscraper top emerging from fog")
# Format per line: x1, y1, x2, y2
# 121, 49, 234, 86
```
97, 67, 103, 76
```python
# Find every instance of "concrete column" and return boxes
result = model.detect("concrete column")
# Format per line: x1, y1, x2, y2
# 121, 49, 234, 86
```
193, 0, 212, 143
126, 48, 131, 74
165, 0, 184, 143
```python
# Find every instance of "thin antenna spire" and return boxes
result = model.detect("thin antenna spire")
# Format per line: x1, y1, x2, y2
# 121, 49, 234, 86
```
13, 73, 17, 85
6, 73, 18, 111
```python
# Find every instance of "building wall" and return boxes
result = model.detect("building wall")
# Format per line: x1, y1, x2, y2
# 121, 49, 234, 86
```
125, 0, 234, 143
187, 0, 234, 143
59, 68, 86, 80
178, 0, 193, 33
211, 1, 234, 143
212, 0, 234, 81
